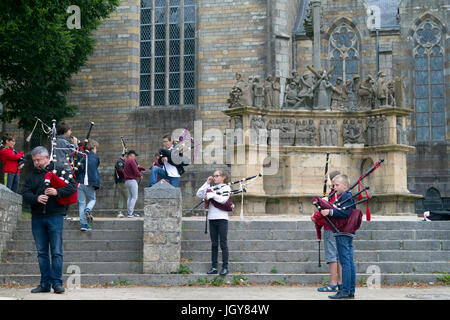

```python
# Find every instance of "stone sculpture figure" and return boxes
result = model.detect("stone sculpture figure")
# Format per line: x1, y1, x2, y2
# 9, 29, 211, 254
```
272, 76, 281, 108
278, 118, 295, 146
387, 81, 395, 106
352, 75, 361, 110
297, 74, 315, 109
284, 83, 301, 109
312, 69, 333, 110
375, 71, 388, 107
264, 75, 274, 108
253, 77, 265, 108
307, 119, 317, 146
330, 120, 338, 146
227, 72, 251, 108
358, 75, 375, 110
344, 119, 364, 144
234, 115, 242, 129
330, 77, 345, 111
365, 116, 376, 146
295, 120, 308, 146
319, 119, 326, 146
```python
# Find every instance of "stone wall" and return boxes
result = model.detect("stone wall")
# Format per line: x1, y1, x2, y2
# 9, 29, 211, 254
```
143, 181, 182, 274
0, 185, 22, 260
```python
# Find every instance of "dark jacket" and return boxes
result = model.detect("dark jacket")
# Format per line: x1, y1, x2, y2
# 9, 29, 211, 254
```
158, 147, 189, 176
75, 152, 100, 189
114, 158, 125, 183
327, 191, 360, 234
22, 162, 77, 216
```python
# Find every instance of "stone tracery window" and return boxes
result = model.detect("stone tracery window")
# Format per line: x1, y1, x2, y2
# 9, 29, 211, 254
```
328, 23, 359, 84
413, 19, 445, 142
140, 0, 195, 106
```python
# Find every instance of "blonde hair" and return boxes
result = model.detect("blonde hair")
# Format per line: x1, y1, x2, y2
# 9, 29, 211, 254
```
332, 174, 350, 187
86, 139, 99, 151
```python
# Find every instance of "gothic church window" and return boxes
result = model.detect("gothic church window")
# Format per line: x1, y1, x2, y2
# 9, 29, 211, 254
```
328, 23, 359, 84
413, 19, 445, 142
140, 0, 195, 106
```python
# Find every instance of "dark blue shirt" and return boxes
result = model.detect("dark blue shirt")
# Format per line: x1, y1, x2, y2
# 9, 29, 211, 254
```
330, 191, 355, 218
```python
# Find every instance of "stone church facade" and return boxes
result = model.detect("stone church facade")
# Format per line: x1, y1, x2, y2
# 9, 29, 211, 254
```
4, 0, 449, 215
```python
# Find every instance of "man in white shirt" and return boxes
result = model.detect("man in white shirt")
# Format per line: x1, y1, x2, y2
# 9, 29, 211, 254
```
149, 134, 187, 187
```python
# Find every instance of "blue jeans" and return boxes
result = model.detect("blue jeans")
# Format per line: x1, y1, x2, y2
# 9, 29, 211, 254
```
335, 235, 356, 295
31, 215, 64, 288
78, 184, 96, 225
6, 173, 20, 193
149, 166, 180, 187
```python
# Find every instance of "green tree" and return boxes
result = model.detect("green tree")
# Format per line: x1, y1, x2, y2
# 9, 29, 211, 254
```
0, 0, 119, 131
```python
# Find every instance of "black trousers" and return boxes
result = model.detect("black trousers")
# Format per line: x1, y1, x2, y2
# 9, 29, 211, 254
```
209, 219, 229, 268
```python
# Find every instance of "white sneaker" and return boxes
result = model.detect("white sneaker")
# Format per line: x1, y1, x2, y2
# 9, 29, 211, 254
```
127, 213, 140, 218
117, 212, 125, 218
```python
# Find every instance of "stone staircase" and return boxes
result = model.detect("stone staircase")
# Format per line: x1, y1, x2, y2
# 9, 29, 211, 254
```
0, 217, 449, 286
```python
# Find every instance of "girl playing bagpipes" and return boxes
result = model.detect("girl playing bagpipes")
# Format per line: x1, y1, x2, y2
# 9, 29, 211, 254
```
196, 170, 233, 276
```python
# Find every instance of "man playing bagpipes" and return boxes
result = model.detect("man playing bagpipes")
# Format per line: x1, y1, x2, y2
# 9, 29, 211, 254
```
22, 146, 77, 294
311, 170, 343, 294
149, 134, 189, 188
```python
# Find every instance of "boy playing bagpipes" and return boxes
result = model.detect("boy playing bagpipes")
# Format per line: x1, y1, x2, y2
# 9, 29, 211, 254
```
311, 170, 343, 293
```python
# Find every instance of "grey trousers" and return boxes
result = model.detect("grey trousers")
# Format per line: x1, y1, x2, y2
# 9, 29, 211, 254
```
125, 179, 138, 215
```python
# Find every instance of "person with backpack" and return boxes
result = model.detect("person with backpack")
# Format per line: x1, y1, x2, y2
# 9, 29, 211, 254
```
114, 153, 127, 218
196, 170, 233, 276
320, 174, 356, 299
75, 139, 100, 231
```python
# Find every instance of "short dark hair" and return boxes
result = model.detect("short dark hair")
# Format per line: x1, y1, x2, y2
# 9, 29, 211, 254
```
162, 134, 172, 141
56, 121, 71, 135
127, 150, 138, 156
2, 133, 15, 143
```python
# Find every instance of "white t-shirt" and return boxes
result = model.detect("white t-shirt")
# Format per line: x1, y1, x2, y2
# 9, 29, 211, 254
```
163, 146, 180, 178
196, 182, 231, 220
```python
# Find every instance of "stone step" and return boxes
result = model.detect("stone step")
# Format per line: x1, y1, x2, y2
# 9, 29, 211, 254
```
15, 219, 143, 231
0, 262, 142, 275
2, 251, 142, 263
181, 239, 450, 251
181, 230, 450, 241
181, 250, 450, 263
182, 220, 450, 231
12, 230, 143, 241
181, 261, 450, 274
0, 273, 446, 286
16, 219, 450, 232
6, 240, 143, 252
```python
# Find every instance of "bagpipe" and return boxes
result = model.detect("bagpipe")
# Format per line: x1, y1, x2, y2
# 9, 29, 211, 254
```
121, 136, 146, 173
192, 173, 263, 234
312, 155, 383, 267
28, 118, 84, 206
72, 121, 94, 167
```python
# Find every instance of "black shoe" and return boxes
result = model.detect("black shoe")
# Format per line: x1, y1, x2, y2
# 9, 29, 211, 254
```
53, 284, 65, 294
207, 267, 218, 274
31, 285, 51, 293
220, 267, 228, 276
328, 291, 352, 299
349, 293, 355, 298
